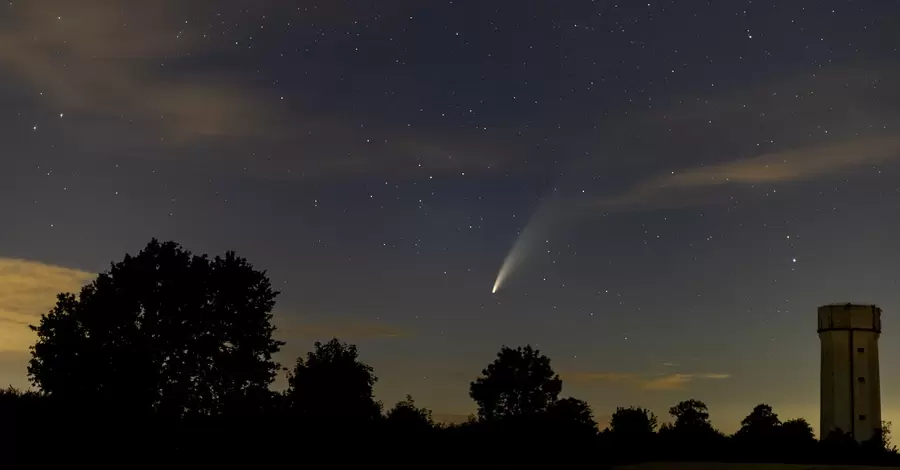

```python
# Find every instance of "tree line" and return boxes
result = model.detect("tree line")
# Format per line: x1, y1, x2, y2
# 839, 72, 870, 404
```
2, 240, 898, 467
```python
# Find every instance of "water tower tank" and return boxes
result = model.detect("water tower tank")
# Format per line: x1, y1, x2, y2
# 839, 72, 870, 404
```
818, 304, 882, 442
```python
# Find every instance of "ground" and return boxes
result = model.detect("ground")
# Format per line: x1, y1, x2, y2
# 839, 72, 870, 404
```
617, 464, 900, 470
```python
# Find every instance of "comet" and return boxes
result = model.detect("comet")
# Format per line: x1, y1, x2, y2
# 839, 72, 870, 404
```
492, 234, 529, 294
491, 192, 559, 294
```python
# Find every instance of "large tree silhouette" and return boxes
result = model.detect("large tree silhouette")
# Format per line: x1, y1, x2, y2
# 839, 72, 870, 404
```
669, 399, 714, 433
469, 345, 562, 420
778, 417, 817, 460
28, 239, 283, 416
660, 399, 722, 459
285, 338, 381, 423
736, 403, 781, 440
733, 404, 785, 461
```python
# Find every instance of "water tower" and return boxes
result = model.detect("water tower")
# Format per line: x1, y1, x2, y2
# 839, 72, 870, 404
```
818, 304, 882, 441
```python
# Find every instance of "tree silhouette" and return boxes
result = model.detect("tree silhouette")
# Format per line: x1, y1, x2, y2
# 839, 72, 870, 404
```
28, 239, 283, 417
530, 396, 599, 456
661, 399, 722, 460
669, 399, 713, 433
738, 416, 813, 463
548, 397, 598, 432
285, 338, 381, 423
882, 421, 897, 453
385, 395, 436, 433
608, 406, 659, 462
469, 345, 562, 420
780, 417, 815, 444
735, 403, 781, 444
821, 428, 860, 463
860, 421, 898, 456
739, 404, 781, 432
610, 406, 658, 436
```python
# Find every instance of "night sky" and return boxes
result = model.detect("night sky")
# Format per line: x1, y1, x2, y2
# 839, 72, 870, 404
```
2, 0, 899, 433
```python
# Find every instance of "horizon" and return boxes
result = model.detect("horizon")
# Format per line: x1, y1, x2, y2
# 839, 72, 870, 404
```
1, 257, 892, 437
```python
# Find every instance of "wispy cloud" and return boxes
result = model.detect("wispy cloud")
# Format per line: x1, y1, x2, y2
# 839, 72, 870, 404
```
587, 62, 900, 212
0, 0, 522, 180
640, 373, 730, 391
566, 371, 730, 391
597, 136, 900, 210
640, 374, 695, 391
0, 258, 94, 352
0, 1, 278, 141
699, 373, 730, 380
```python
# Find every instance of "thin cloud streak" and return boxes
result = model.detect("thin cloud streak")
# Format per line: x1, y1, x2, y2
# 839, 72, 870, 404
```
566, 371, 730, 391
597, 136, 900, 211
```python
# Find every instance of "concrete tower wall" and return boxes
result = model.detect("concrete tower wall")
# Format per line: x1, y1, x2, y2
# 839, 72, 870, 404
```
818, 304, 882, 442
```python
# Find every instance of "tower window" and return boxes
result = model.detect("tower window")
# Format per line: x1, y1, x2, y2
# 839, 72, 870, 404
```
857, 347, 865, 353
859, 414, 867, 421
858, 377, 866, 384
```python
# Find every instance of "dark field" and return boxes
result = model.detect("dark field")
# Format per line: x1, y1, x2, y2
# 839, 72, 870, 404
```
618, 463, 900, 470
